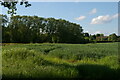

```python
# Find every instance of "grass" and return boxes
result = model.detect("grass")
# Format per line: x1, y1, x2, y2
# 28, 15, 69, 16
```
2, 42, 120, 79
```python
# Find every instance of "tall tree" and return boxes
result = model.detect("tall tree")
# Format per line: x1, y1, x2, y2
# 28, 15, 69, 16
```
0, 14, 11, 42
0, 0, 31, 16
2, 15, 84, 43
108, 33, 118, 42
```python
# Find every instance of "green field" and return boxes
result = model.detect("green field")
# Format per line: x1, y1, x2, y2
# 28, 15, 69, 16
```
2, 42, 120, 79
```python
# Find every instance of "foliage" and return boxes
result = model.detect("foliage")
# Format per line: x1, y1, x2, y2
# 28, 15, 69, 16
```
84, 33, 119, 43
1, 15, 84, 43
2, 43, 120, 79
1, 14, 120, 43
0, 0, 31, 16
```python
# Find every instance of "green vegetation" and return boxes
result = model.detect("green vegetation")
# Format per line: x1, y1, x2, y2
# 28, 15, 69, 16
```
2, 42, 120, 79
0, 0, 31, 16
1, 15, 120, 44
1, 1, 119, 79
1, 15, 84, 43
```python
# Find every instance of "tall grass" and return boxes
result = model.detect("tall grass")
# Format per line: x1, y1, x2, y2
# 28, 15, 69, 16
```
2, 42, 120, 79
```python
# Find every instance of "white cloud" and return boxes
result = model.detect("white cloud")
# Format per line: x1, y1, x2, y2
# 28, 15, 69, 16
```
74, 0, 81, 2
91, 15, 111, 24
90, 14, 118, 24
75, 16, 86, 21
94, 31, 101, 34
89, 8, 97, 14
112, 13, 119, 19
84, 31, 89, 33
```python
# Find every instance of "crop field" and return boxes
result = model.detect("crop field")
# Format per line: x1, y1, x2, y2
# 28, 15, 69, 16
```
2, 42, 120, 79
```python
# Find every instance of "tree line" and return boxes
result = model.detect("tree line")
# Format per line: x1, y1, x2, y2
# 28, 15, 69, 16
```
1, 14, 120, 43
1, 15, 84, 43
83, 33, 120, 43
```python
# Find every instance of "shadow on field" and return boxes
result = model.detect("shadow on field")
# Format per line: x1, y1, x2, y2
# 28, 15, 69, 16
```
2, 64, 120, 80
76, 64, 120, 80
37, 60, 120, 80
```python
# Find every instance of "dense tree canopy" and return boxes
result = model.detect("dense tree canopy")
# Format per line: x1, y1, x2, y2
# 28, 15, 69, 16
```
1, 15, 120, 43
1, 15, 84, 43
1, 1, 119, 43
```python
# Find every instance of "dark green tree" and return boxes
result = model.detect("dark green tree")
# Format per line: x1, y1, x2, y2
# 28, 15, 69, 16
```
2, 15, 84, 43
0, 0, 31, 16
108, 33, 118, 42
0, 14, 12, 42
84, 33, 89, 37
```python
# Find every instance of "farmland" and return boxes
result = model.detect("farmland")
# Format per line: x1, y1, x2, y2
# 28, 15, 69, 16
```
2, 42, 120, 79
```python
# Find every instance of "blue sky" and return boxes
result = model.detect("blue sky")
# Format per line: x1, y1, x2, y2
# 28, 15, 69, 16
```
1, 2, 118, 36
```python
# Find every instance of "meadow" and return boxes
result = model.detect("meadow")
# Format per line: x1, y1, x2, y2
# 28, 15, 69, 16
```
2, 42, 120, 79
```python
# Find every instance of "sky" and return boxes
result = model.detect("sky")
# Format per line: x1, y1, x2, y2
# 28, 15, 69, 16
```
1, 2, 119, 36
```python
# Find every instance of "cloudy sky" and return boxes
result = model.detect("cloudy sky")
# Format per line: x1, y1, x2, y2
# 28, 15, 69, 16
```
1, 2, 118, 36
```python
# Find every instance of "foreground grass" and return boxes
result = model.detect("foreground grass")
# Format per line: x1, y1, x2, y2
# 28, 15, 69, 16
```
2, 42, 120, 79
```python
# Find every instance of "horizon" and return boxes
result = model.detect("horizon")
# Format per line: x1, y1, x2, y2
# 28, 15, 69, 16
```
1, 2, 118, 36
